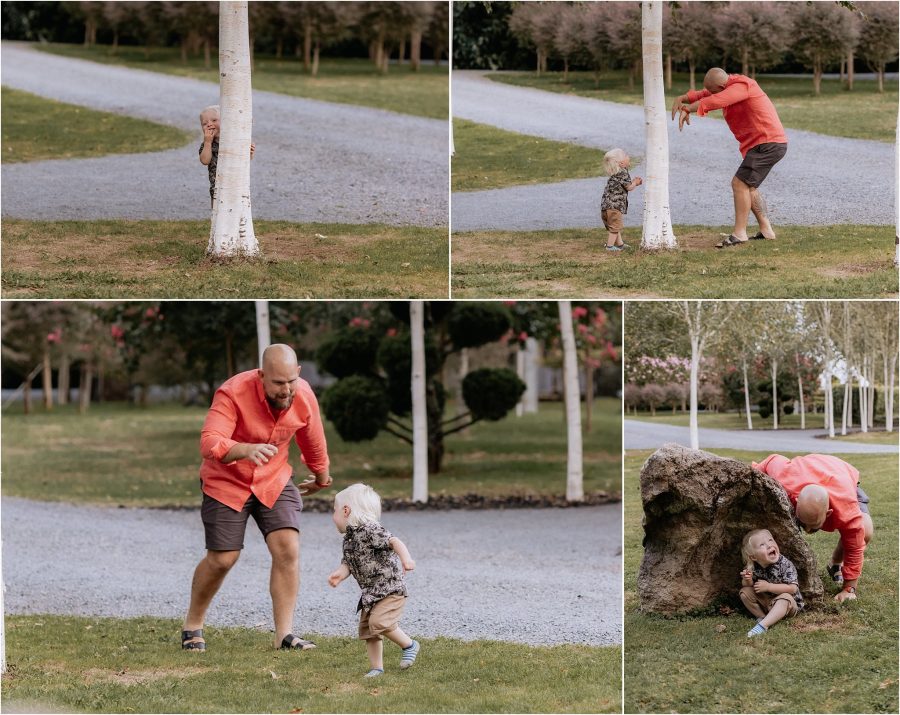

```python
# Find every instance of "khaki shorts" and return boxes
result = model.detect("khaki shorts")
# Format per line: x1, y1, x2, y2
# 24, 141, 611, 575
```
201, 479, 302, 551
601, 209, 624, 232
739, 586, 799, 618
358, 594, 407, 640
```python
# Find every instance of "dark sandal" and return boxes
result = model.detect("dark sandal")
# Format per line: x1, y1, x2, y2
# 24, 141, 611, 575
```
281, 633, 317, 650
749, 232, 771, 240
715, 234, 747, 249
182, 628, 206, 652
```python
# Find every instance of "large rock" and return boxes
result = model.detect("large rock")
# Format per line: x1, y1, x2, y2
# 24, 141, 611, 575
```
638, 443, 824, 614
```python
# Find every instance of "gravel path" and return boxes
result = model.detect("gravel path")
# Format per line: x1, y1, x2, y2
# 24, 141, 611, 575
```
624, 418, 900, 454
451, 71, 894, 232
1, 43, 448, 227
2, 498, 622, 647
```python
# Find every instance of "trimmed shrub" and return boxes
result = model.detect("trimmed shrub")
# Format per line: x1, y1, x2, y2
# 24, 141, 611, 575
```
462, 368, 525, 421
321, 375, 390, 441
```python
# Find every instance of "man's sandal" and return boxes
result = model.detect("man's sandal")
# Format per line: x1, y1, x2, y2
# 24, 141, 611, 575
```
749, 232, 772, 240
827, 564, 844, 585
715, 234, 747, 249
181, 629, 206, 652
280, 634, 317, 650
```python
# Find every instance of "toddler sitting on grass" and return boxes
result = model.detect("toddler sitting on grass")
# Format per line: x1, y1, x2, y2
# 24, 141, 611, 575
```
739, 528, 804, 638
600, 148, 642, 252
328, 484, 420, 678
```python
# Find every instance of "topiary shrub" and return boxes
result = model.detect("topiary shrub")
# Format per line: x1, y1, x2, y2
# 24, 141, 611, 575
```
462, 368, 525, 421
321, 375, 390, 441
315, 328, 380, 378
447, 303, 511, 349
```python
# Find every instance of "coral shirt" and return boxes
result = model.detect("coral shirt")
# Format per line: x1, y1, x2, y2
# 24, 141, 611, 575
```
199, 370, 330, 511
753, 454, 866, 580
686, 74, 787, 157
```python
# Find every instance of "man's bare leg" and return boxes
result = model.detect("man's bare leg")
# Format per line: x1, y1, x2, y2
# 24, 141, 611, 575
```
183, 549, 241, 646
750, 188, 776, 239
731, 176, 751, 241
267, 528, 300, 647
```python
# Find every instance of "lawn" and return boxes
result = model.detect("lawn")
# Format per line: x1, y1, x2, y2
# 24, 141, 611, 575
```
451, 224, 897, 299
1, 220, 449, 299
2, 86, 190, 163
623, 448, 898, 714
452, 119, 609, 192
0, 399, 621, 508
36, 44, 448, 120
490, 70, 898, 143
1, 615, 620, 714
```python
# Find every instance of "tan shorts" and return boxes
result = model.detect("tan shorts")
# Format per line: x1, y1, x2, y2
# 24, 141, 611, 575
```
358, 594, 407, 640
601, 209, 624, 232
739, 586, 799, 618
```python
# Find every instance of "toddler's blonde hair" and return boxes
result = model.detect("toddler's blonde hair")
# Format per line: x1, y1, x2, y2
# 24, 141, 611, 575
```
603, 148, 627, 176
199, 105, 220, 123
740, 528, 772, 570
335, 483, 382, 527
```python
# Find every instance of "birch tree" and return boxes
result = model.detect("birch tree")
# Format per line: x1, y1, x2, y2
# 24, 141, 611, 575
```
410, 301, 429, 503
558, 301, 584, 502
810, 302, 837, 438
255, 300, 270, 365
208, 1, 258, 257
873, 301, 899, 432
640, 1, 677, 249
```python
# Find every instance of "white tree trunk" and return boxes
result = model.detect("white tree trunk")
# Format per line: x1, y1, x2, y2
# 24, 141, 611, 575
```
859, 361, 868, 433
559, 302, 584, 502
640, 1, 677, 249
895, 104, 899, 266
888, 354, 897, 433
410, 301, 428, 503
771, 359, 778, 430
456, 347, 469, 416
255, 300, 270, 365
867, 357, 875, 429
523, 337, 540, 413
515, 348, 526, 417
208, 1, 258, 257
841, 380, 850, 435
689, 334, 700, 449
797, 375, 805, 430
742, 360, 753, 430
42, 349, 53, 409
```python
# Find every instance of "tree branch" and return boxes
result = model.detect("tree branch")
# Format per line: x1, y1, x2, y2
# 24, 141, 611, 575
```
384, 425, 414, 445
387, 415, 412, 434
442, 411, 472, 427
442, 417, 481, 437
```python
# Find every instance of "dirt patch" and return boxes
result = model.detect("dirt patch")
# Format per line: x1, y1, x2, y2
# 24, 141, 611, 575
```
817, 261, 884, 279
82, 666, 206, 686
791, 612, 845, 633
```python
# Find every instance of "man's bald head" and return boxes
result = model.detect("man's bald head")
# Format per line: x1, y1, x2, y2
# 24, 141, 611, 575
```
703, 67, 729, 94
259, 344, 300, 411
796, 484, 831, 532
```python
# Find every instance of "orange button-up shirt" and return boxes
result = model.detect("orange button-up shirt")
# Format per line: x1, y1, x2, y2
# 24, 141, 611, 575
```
199, 370, 330, 511
753, 454, 866, 580
686, 74, 787, 157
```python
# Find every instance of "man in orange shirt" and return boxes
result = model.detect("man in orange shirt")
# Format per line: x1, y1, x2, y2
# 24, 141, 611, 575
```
753, 453, 874, 604
181, 344, 332, 652
671, 68, 788, 249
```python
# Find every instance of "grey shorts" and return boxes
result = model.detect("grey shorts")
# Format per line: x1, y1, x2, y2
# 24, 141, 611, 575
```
201, 479, 303, 551
857, 484, 870, 515
735, 142, 787, 188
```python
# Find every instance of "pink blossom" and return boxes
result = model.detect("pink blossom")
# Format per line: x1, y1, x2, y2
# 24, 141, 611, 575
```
110, 325, 125, 340
518, 331, 528, 342
572, 306, 589, 319
145, 307, 157, 318
386, 327, 398, 337
503, 300, 517, 306
46, 329, 62, 344
577, 323, 588, 334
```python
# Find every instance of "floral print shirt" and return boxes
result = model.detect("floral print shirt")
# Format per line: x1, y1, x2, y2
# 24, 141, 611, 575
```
199, 139, 218, 199
601, 168, 631, 213
342, 521, 407, 612
752, 554, 804, 610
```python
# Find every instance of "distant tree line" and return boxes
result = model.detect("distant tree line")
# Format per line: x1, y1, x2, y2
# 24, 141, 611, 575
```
454, 1, 899, 93
1, 1, 449, 72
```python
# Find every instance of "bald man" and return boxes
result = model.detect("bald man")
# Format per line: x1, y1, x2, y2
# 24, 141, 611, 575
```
753, 454, 874, 604
181, 344, 332, 652
671, 68, 788, 249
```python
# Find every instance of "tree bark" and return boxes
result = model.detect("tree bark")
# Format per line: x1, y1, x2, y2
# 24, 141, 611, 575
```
846, 49, 854, 90
524, 337, 539, 413
411, 29, 422, 71
689, 334, 700, 449
888, 354, 897, 432
797, 373, 805, 430
741, 46, 749, 76
743, 359, 753, 430
515, 348, 526, 417
209, 1, 258, 257
771, 358, 778, 430
58, 354, 70, 405
303, 23, 312, 71
410, 301, 428, 501
688, 59, 696, 90
640, 2, 677, 249
42, 349, 53, 410
559, 302, 584, 502
79, 362, 93, 414
255, 300, 270, 365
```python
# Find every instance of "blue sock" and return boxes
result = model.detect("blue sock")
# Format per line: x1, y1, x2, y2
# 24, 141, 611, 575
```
747, 622, 768, 638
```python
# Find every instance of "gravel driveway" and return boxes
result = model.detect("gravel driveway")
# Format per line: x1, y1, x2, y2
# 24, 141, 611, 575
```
624, 418, 900, 454
451, 71, 894, 232
1, 43, 448, 227
2, 498, 622, 647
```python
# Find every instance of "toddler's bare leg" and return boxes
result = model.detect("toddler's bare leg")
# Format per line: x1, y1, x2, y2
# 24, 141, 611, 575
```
749, 188, 775, 239
606, 232, 619, 247
366, 638, 384, 670
381, 626, 414, 650
759, 598, 791, 629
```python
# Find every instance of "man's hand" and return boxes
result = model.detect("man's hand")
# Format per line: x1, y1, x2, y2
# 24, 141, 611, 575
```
227, 442, 277, 466
671, 94, 689, 120
753, 579, 771, 594
297, 473, 332, 495
834, 589, 857, 604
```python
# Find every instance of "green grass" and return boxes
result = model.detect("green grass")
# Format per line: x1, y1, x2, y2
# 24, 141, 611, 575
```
1, 85, 190, 163
1, 219, 448, 299
452, 119, 610, 192
623, 448, 898, 714
490, 70, 898, 143
829, 430, 900, 446
1, 615, 620, 713
451, 224, 897, 299
37, 44, 448, 120
0, 400, 621, 507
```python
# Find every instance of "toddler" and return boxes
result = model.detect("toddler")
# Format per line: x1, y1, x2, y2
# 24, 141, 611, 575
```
600, 148, 642, 251
739, 528, 804, 638
328, 484, 420, 677
198, 105, 255, 208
